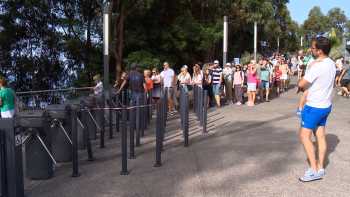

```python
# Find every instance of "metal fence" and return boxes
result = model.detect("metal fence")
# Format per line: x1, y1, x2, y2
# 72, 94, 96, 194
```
15, 87, 94, 110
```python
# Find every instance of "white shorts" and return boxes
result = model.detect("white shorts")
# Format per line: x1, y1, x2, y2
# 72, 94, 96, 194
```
247, 83, 256, 91
1, 109, 15, 118
281, 74, 288, 80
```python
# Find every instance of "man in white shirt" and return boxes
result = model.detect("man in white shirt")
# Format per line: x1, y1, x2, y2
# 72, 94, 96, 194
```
296, 37, 335, 182
162, 62, 176, 115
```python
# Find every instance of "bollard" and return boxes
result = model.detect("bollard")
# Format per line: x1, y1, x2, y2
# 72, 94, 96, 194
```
193, 85, 197, 113
184, 94, 189, 147
180, 86, 183, 127
126, 89, 130, 121
197, 86, 200, 121
160, 97, 164, 150
135, 97, 141, 147
148, 88, 152, 122
99, 96, 106, 149
199, 87, 203, 125
154, 101, 163, 167
203, 90, 208, 133
164, 87, 168, 127
143, 91, 148, 130
122, 90, 125, 106
120, 105, 129, 175
108, 93, 113, 139
140, 94, 145, 137
71, 108, 81, 177
81, 105, 95, 161
116, 92, 120, 132
129, 101, 136, 159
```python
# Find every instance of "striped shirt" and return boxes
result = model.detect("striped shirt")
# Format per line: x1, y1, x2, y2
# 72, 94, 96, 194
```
212, 66, 222, 84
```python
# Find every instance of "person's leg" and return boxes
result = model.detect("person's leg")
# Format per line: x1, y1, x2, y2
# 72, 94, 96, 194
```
226, 79, 233, 102
172, 86, 178, 109
266, 87, 270, 101
313, 126, 327, 170
259, 87, 263, 101
252, 91, 256, 103
299, 127, 318, 172
215, 94, 220, 106
247, 90, 252, 103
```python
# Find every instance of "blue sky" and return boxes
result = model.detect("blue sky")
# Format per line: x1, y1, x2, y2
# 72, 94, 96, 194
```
287, 0, 350, 25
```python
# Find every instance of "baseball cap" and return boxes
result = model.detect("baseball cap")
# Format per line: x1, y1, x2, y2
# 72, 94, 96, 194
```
183, 65, 188, 68
131, 63, 138, 69
226, 62, 231, 66
214, 60, 219, 63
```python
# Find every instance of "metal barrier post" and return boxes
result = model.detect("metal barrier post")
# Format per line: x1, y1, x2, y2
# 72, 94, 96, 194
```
126, 89, 130, 121
203, 90, 208, 133
148, 88, 152, 122
140, 94, 145, 137
71, 108, 81, 177
81, 107, 95, 161
120, 105, 129, 175
164, 87, 168, 127
154, 101, 163, 167
135, 97, 141, 147
108, 93, 113, 139
100, 96, 106, 148
184, 94, 189, 147
199, 87, 203, 124
143, 91, 148, 130
122, 90, 125, 105
129, 101, 136, 159
160, 97, 164, 150
193, 85, 197, 113
116, 92, 120, 132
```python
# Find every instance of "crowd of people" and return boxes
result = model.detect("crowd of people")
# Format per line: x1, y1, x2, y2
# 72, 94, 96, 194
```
110, 51, 350, 117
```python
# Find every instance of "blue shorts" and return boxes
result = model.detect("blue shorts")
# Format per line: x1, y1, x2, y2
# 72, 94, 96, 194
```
213, 84, 220, 95
301, 105, 332, 130
260, 80, 269, 88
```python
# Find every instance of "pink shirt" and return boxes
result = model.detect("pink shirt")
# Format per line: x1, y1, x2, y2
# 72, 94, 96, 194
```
233, 71, 243, 85
247, 68, 257, 83
279, 64, 288, 75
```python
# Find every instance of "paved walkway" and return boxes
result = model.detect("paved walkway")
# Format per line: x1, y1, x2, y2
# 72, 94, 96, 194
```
25, 81, 350, 196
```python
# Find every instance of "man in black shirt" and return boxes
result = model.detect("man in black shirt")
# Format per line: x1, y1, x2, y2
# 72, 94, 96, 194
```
118, 63, 147, 126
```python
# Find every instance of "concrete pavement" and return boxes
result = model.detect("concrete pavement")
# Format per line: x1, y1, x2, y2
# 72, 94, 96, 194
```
24, 81, 350, 196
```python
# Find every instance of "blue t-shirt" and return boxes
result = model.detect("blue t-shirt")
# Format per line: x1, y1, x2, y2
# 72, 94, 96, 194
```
260, 66, 270, 81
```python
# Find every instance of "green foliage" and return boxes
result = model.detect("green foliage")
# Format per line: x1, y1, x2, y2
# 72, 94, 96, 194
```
328, 37, 342, 47
123, 50, 161, 73
329, 45, 342, 61
239, 51, 262, 65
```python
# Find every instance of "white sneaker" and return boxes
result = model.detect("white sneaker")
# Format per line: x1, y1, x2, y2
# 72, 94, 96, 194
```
257, 96, 261, 99
225, 101, 230, 105
236, 102, 242, 106
337, 91, 342, 95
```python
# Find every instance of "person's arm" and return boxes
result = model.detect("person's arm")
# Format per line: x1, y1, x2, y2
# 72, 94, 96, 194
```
0, 97, 2, 107
154, 75, 161, 84
117, 80, 127, 94
241, 73, 245, 87
196, 74, 203, 85
336, 61, 341, 71
170, 75, 175, 91
219, 73, 223, 87
251, 67, 257, 75
340, 70, 346, 79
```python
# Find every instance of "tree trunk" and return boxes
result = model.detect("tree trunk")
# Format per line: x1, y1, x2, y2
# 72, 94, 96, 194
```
115, 2, 126, 80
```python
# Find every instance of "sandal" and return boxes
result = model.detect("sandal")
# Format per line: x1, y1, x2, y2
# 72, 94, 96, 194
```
296, 108, 303, 118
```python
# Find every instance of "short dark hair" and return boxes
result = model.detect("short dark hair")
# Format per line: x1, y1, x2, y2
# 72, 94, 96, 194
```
314, 37, 331, 56
345, 60, 349, 65
0, 78, 8, 86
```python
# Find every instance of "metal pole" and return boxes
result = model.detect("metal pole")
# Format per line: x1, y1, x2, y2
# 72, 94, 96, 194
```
160, 97, 164, 148
143, 91, 148, 130
71, 108, 81, 177
122, 90, 125, 106
129, 101, 136, 159
301, 36, 303, 50
203, 90, 208, 133
120, 105, 129, 175
135, 97, 141, 147
184, 94, 189, 147
100, 96, 105, 148
199, 87, 203, 125
148, 88, 152, 121
126, 89, 130, 121
154, 101, 163, 167
81, 108, 95, 161
140, 94, 145, 137
193, 85, 197, 113
103, 5, 109, 91
254, 22, 257, 62
223, 15, 228, 65
108, 93, 113, 139
116, 92, 120, 132
277, 36, 280, 55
